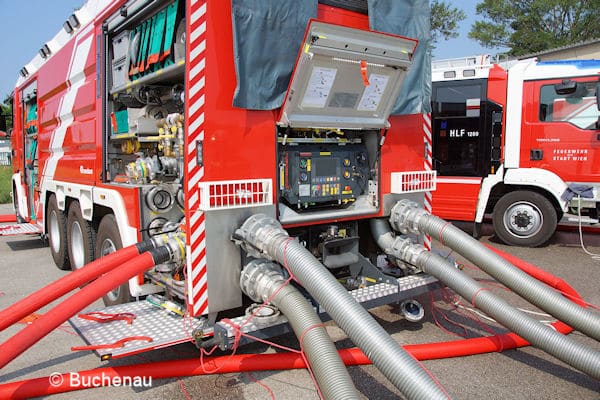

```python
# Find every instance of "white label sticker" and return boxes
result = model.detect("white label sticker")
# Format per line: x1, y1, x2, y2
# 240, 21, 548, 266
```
299, 184, 310, 197
301, 67, 338, 108
357, 74, 389, 111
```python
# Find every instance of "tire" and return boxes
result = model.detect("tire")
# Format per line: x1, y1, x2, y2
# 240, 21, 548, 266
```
492, 191, 557, 247
47, 194, 70, 270
95, 214, 132, 306
67, 201, 95, 270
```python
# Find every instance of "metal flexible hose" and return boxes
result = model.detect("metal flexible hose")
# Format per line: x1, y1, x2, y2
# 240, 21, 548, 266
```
241, 260, 359, 400
235, 215, 453, 400
371, 218, 600, 379
389, 200, 600, 342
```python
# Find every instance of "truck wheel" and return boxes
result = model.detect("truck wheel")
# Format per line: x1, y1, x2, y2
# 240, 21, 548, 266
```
493, 191, 557, 247
67, 201, 95, 270
47, 194, 70, 270
95, 214, 132, 306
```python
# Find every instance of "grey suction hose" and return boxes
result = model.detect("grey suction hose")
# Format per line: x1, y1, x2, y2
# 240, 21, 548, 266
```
235, 214, 453, 400
390, 200, 600, 342
371, 218, 600, 379
240, 259, 359, 400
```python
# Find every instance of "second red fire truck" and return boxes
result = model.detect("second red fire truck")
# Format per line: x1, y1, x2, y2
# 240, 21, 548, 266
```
431, 56, 600, 246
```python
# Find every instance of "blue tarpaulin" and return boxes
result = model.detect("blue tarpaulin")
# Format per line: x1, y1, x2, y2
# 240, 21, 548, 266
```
368, 0, 432, 114
231, 0, 431, 115
231, 0, 317, 110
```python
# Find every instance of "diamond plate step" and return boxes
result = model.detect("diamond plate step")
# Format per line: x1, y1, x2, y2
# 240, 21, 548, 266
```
0, 223, 42, 236
71, 274, 439, 358
69, 301, 206, 360
215, 274, 439, 349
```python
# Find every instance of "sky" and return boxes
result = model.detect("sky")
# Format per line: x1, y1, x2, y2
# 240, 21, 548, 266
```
0, 0, 492, 100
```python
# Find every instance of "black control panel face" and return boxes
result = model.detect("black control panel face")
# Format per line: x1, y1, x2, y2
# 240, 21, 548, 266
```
279, 144, 369, 208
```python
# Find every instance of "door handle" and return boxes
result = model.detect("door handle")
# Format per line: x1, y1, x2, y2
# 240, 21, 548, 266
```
530, 149, 543, 161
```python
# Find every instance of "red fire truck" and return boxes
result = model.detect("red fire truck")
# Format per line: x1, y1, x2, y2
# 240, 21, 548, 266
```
7, 0, 435, 357
431, 56, 600, 246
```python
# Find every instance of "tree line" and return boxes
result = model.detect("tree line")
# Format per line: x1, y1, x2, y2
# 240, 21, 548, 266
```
432, 0, 600, 56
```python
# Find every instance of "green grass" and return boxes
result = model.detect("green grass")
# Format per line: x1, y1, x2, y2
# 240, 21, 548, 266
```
0, 165, 12, 204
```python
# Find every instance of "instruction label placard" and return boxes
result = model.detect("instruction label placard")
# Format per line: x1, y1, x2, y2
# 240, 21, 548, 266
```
301, 67, 338, 108
357, 74, 389, 111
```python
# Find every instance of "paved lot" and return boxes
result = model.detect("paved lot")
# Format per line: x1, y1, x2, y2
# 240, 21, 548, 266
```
0, 202, 599, 399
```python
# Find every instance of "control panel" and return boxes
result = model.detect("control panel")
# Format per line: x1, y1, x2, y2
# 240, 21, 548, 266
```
279, 144, 369, 208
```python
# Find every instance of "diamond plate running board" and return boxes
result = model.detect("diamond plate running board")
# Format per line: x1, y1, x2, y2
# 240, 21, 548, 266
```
215, 274, 439, 350
71, 274, 439, 358
0, 223, 42, 236
69, 301, 206, 360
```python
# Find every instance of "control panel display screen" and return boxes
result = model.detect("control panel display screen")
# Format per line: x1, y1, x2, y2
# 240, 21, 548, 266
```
313, 158, 339, 179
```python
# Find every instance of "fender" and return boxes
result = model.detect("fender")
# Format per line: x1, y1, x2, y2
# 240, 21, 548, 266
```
474, 166, 504, 223
11, 173, 28, 221
92, 186, 162, 298
503, 168, 568, 211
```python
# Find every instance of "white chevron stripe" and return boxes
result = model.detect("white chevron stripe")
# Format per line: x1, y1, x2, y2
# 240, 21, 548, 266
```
189, 76, 206, 101
188, 112, 205, 136
191, 2, 207, 23
190, 21, 207, 43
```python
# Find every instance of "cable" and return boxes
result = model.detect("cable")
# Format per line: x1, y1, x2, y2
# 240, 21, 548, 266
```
577, 195, 600, 261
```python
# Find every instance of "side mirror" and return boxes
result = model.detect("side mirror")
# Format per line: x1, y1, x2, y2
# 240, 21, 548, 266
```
596, 83, 600, 111
554, 79, 577, 95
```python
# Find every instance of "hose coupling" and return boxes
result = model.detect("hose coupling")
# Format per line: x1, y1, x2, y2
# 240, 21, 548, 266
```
234, 214, 289, 260
389, 200, 428, 235
389, 236, 427, 266
150, 231, 186, 264
240, 259, 286, 302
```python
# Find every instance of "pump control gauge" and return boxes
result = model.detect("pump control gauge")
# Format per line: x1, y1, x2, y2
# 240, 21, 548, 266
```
299, 159, 308, 169
343, 170, 351, 179
343, 158, 351, 167
300, 172, 309, 182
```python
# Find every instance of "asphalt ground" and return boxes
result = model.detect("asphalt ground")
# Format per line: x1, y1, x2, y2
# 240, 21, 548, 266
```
0, 202, 599, 399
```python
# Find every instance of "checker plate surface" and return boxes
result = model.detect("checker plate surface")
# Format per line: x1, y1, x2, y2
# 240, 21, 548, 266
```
69, 301, 205, 359
0, 223, 42, 236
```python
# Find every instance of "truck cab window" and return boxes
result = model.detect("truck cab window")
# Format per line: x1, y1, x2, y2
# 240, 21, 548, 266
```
539, 81, 599, 130
433, 84, 482, 117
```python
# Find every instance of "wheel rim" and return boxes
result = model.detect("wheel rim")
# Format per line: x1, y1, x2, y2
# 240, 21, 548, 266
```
503, 201, 543, 239
71, 221, 85, 269
100, 238, 121, 302
49, 210, 60, 253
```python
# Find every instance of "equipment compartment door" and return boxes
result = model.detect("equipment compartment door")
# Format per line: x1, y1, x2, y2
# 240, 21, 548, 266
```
523, 77, 600, 183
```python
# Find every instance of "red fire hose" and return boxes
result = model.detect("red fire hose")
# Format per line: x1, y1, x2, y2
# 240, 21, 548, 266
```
0, 244, 143, 332
0, 215, 16, 223
0, 250, 166, 369
0, 247, 586, 399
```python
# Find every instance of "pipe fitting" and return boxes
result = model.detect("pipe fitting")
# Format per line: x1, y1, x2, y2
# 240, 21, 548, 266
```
389, 199, 428, 235
234, 214, 289, 260
240, 259, 286, 303
389, 236, 427, 266
150, 232, 186, 264
400, 299, 426, 323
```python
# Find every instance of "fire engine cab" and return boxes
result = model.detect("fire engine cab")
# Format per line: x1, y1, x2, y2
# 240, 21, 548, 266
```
7, 0, 436, 358
431, 56, 600, 246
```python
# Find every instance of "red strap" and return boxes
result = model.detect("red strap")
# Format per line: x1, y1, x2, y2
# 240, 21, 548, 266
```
78, 312, 136, 325
360, 60, 370, 86
71, 336, 153, 351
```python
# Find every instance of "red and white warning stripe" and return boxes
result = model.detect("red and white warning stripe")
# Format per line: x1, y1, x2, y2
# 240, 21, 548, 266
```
423, 113, 432, 251
185, 0, 208, 317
